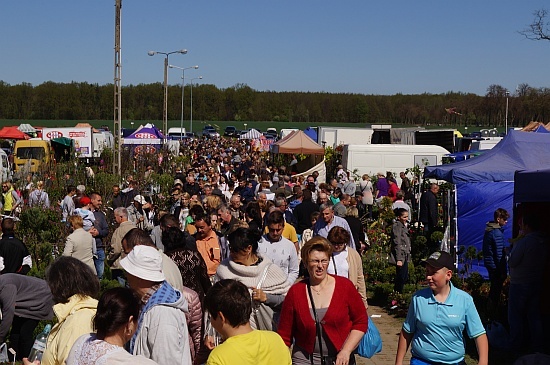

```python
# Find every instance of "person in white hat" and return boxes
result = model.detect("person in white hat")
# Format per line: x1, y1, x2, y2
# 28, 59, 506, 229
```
120, 245, 192, 365
126, 195, 153, 232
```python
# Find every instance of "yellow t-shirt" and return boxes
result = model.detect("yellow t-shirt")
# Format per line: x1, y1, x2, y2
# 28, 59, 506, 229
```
206, 330, 291, 365
264, 224, 298, 244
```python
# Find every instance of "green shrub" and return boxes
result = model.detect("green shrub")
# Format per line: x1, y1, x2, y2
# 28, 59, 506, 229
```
18, 207, 66, 276
430, 231, 444, 245
411, 235, 428, 263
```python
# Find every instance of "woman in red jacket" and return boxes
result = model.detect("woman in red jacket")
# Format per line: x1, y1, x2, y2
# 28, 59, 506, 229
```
278, 236, 368, 365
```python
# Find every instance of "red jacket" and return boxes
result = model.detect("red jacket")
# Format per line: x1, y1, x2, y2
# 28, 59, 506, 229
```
388, 183, 399, 201
278, 275, 368, 354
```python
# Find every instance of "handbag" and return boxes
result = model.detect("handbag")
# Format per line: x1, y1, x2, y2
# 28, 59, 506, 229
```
0, 343, 8, 363
388, 250, 397, 265
253, 264, 277, 331
357, 316, 383, 358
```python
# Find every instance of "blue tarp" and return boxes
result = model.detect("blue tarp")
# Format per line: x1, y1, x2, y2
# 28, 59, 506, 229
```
424, 130, 550, 277
456, 182, 514, 278
303, 127, 318, 143
444, 150, 487, 162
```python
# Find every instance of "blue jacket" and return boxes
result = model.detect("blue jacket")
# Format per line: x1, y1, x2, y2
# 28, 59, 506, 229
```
483, 222, 506, 271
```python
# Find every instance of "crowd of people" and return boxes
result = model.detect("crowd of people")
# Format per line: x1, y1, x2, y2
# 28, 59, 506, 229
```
0, 134, 543, 365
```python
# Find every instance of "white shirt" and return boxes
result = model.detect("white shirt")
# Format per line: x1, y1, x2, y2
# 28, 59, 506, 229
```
328, 248, 349, 278
258, 235, 299, 285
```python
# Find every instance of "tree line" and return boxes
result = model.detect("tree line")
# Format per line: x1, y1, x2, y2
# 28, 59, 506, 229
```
0, 80, 549, 127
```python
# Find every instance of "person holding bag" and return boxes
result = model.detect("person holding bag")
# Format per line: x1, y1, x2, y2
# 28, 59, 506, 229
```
278, 236, 368, 365
214, 227, 290, 331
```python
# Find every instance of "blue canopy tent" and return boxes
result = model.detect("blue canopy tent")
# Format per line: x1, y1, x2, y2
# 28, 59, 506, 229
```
424, 130, 550, 277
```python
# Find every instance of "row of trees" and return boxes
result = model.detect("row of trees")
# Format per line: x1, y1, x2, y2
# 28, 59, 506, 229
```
1, 80, 549, 127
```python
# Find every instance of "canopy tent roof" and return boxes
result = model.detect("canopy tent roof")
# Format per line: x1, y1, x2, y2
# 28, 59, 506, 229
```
75, 123, 100, 133
51, 137, 74, 147
521, 121, 550, 132
0, 126, 30, 140
18, 124, 36, 133
124, 123, 164, 145
270, 130, 324, 155
239, 129, 262, 140
424, 130, 550, 183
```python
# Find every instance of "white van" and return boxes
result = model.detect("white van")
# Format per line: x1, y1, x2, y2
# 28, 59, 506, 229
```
167, 128, 186, 140
0, 149, 10, 182
342, 144, 449, 185
93, 131, 115, 158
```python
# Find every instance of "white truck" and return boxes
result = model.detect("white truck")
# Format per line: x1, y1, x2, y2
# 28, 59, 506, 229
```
42, 127, 114, 160
341, 144, 450, 185
318, 127, 374, 148
42, 127, 94, 158
317, 126, 392, 148
93, 130, 114, 158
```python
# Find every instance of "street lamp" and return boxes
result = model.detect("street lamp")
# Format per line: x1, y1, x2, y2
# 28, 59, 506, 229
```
148, 49, 187, 139
187, 76, 202, 135
169, 64, 199, 138
505, 90, 510, 135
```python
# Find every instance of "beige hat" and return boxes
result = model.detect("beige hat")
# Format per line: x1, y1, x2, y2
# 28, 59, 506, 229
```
134, 195, 147, 205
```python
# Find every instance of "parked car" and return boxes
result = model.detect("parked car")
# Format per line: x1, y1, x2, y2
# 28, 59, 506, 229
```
202, 125, 220, 138
224, 126, 238, 137
265, 128, 278, 139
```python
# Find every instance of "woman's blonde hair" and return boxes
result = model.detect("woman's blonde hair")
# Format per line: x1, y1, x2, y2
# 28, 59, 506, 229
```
68, 214, 84, 229
204, 195, 221, 211
300, 236, 333, 263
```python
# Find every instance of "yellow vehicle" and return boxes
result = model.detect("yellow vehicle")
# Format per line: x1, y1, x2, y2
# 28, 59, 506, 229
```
14, 139, 51, 172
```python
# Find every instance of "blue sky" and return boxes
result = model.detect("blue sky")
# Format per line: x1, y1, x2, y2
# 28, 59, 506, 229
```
2, 1, 549, 95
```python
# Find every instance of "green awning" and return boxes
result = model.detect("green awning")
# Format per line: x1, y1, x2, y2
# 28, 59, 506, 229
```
51, 137, 74, 147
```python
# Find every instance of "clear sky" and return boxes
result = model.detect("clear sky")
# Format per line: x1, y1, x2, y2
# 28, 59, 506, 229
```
2, 1, 549, 96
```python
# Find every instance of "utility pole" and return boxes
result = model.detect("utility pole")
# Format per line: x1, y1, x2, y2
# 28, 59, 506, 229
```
113, 0, 122, 176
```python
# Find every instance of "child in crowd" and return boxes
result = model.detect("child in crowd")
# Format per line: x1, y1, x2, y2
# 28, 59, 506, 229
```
395, 251, 488, 365
299, 211, 320, 252
73, 196, 96, 231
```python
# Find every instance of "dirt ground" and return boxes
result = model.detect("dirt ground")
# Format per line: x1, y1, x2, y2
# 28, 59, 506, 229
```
357, 305, 410, 365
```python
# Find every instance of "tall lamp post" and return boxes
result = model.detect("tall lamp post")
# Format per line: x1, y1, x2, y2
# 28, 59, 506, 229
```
505, 90, 510, 135
169, 64, 198, 138
187, 76, 202, 135
147, 49, 187, 139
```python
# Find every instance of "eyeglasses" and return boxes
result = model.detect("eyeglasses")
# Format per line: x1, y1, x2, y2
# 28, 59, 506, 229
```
309, 259, 329, 265
332, 242, 346, 246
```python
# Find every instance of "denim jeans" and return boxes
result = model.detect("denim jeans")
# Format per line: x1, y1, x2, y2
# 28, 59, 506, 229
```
94, 248, 105, 280
394, 260, 408, 293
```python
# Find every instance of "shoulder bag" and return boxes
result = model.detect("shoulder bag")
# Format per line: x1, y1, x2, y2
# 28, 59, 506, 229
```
253, 264, 277, 331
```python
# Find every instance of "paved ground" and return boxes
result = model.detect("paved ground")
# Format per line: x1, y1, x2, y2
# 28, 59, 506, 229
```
357, 305, 410, 365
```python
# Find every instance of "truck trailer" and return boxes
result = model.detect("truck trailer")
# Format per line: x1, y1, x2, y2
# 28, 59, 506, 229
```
342, 144, 449, 185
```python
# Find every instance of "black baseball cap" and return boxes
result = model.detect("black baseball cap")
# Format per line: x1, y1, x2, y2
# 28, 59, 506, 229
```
422, 251, 454, 271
